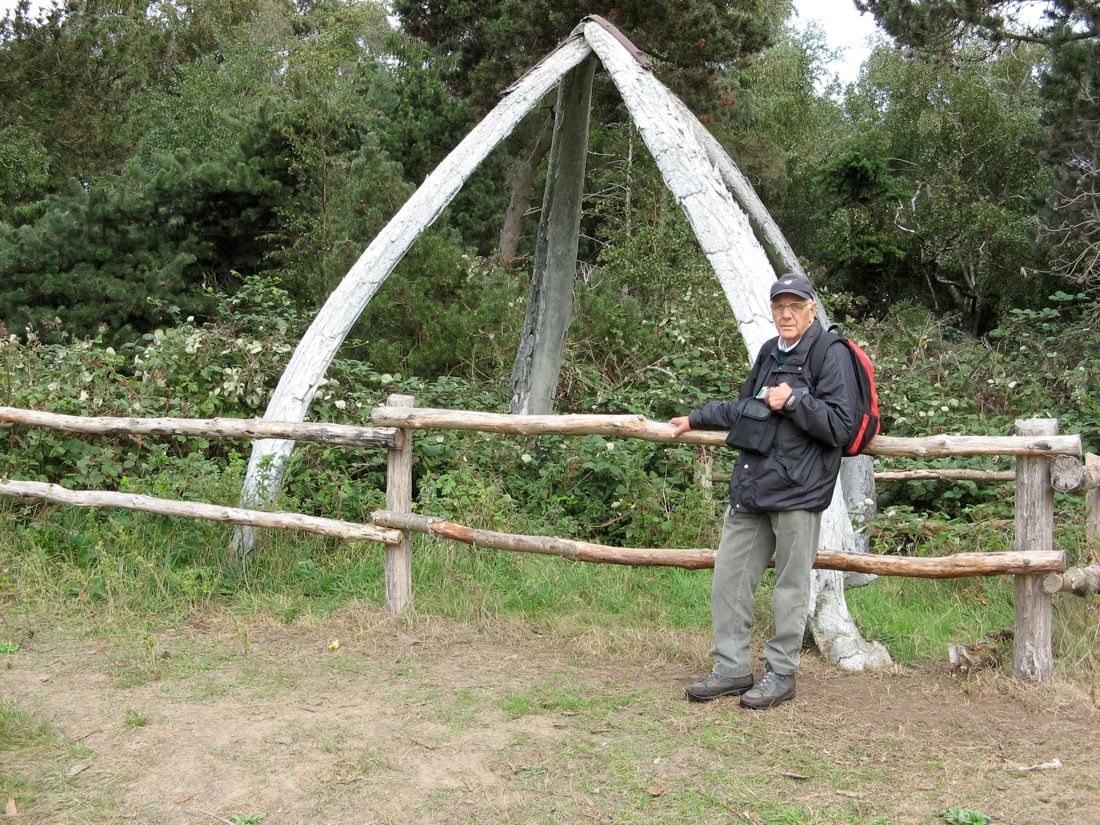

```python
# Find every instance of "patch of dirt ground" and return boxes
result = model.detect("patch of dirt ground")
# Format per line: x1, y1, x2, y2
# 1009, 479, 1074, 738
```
2, 609, 1099, 824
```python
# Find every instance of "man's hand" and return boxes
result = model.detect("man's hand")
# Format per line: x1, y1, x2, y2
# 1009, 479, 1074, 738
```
669, 416, 691, 437
764, 383, 793, 411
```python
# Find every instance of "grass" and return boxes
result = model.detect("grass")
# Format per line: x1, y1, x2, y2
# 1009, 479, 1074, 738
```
0, 700, 118, 822
1, 478, 1095, 818
2, 607, 1096, 824
3, 494, 1095, 683
122, 708, 150, 729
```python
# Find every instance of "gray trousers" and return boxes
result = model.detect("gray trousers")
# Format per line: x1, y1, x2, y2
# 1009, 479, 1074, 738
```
710, 508, 821, 678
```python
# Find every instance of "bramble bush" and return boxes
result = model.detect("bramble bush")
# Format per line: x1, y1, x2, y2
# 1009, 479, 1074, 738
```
2, 277, 1097, 586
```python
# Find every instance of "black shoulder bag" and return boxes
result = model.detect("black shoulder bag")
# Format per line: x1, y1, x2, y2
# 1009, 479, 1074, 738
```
723, 341, 780, 454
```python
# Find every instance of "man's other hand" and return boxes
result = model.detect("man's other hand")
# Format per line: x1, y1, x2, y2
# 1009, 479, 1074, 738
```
765, 383, 793, 411
669, 416, 691, 437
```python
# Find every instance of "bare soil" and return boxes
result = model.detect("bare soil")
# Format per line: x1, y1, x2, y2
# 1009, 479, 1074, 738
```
3, 609, 1099, 824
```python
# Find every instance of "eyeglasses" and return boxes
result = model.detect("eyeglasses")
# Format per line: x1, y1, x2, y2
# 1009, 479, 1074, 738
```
770, 301, 811, 316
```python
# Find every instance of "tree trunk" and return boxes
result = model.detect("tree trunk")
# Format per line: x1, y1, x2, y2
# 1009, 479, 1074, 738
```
498, 114, 554, 267
510, 56, 597, 414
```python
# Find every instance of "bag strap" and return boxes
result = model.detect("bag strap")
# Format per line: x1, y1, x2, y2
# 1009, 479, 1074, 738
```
806, 327, 844, 389
747, 337, 779, 395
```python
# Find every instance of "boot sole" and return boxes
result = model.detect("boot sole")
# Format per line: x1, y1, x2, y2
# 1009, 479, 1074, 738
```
685, 685, 753, 702
739, 691, 796, 710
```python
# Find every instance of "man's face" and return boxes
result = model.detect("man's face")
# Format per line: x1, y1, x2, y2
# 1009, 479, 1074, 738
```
770, 292, 816, 343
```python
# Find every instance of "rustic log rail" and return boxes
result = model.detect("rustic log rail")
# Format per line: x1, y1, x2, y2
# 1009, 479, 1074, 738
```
370, 406, 1082, 457
0, 407, 398, 449
1049, 454, 1100, 494
1, 404, 1091, 682
0, 479, 403, 546
372, 510, 1064, 578
873, 469, 1015, 482
1042, 566, 1100, 597
712, 468, 1017, 485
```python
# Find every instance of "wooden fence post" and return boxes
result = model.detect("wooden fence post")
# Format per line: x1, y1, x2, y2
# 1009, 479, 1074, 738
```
385, 394, 415, 614
1087, 453, 1100, 549
1013, 418, 1057, 681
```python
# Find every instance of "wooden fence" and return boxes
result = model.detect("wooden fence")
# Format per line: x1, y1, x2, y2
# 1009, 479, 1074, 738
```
1, 400, 1097, 682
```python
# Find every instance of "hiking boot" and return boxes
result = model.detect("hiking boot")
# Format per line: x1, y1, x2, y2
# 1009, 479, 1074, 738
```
739, 667, 796, 710
685, 671, 754, 702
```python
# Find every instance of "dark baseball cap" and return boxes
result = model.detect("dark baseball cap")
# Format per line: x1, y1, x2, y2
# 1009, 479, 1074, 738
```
769, 273, 815, 301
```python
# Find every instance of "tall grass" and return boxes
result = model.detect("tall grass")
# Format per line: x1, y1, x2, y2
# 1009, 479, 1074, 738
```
3, 483, 1094, 681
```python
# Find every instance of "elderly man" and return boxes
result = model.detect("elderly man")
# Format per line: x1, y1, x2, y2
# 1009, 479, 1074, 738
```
670, 273, 857, 709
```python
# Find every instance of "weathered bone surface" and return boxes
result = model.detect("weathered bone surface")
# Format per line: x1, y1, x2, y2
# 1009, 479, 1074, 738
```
232, 34, 594, 554
510, 56, 597, 414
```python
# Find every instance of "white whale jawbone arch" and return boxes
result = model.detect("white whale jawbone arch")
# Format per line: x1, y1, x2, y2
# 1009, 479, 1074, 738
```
581, 22, 890, 674
233, 18, 892, 672
231, 34, 594, 553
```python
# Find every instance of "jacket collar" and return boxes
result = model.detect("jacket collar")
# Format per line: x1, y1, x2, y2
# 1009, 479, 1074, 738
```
767, 319, 822, 365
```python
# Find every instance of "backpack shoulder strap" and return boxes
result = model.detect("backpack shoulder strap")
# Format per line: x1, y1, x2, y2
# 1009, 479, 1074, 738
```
806, 327, 844, 388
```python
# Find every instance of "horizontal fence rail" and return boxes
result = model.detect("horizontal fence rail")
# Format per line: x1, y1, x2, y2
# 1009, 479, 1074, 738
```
0, 479, 403, 546
1050, 454, 1100, 494
0, 407, 398, 449
713, 469, 1017, 485
370, 406, 1083, 457
1043, 566, 1100, 596
873, 469, 1015, 482
372, 510, 1065, 578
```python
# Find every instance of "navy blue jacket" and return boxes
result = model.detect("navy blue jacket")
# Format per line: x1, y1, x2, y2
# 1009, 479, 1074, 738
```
688, 321, 857, 513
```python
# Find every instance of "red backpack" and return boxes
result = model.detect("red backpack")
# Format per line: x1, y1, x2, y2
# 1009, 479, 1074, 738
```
806, 329, 881, 456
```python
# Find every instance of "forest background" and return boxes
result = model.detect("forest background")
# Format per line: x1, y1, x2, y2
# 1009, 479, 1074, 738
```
1, 0, 1098, 681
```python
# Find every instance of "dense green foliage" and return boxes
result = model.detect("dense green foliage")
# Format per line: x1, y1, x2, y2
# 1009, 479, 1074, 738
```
2, 0, 1092, 346
855, 0, 1099, 293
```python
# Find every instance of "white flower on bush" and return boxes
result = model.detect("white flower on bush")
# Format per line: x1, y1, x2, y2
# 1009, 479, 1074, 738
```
334, 400, 347, 410
219, 367, 243, 398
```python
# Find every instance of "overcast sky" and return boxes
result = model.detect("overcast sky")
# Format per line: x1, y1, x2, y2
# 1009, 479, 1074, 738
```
790, 0, 883, 87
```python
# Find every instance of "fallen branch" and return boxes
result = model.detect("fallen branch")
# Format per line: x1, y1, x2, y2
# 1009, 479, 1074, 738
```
0, 479, 402, 546
1017, 759, 1062, 773
372, 511, 1064, 577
